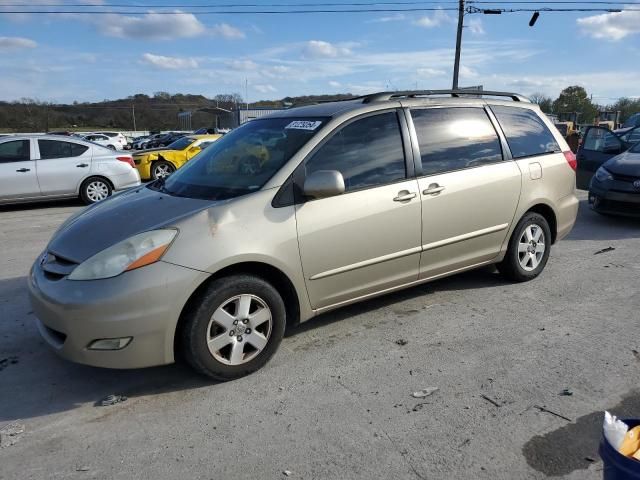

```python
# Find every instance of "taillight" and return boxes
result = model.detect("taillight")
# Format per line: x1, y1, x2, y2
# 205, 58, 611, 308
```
116, 156, 135, 168
563, 151, 577, 171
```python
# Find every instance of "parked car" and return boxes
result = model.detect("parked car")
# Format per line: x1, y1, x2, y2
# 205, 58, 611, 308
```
133, 134, 222, 180
589, 141, 640, 217
614, 113, 640, 136
576, 125, 640, 189
146, 132, 186, 149
0, 135, 140, 205
82, 133, 119, 150
28, 90, 578, 380
131, 134, 158, 150
96, 131, 128, 150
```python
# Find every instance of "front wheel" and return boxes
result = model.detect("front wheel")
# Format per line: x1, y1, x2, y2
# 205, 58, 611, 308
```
497, 212, 551, 282
151, 160, 175, 180
181, 275, 286, 381
80, 176, 112, 204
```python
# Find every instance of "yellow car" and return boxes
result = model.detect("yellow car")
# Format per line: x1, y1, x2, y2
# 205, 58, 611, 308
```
133, 134, 222, 180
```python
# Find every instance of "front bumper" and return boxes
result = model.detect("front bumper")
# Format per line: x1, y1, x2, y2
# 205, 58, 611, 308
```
589, 181, 640, 218
29, 259, 208, 369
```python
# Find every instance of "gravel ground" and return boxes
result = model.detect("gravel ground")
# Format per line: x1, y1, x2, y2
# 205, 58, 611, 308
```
0, 191, 639, 480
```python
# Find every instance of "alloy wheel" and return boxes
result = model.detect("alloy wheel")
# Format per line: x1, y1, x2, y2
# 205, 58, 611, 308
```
206, 294, 273, 366
517, 224, 546, 272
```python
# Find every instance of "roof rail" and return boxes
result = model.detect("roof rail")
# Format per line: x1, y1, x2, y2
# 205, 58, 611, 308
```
362, 90, 531, 104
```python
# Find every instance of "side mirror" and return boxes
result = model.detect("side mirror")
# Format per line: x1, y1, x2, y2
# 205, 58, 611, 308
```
303, 170, 345, 199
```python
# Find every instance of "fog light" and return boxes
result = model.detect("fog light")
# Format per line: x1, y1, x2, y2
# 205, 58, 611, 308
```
88, 337, 132, 350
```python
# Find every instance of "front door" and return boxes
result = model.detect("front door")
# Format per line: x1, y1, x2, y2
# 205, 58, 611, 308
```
408, 107, 522, 279
0, 139, 40, 201
35, 139, 91, 196
295, 111, 422, 310
576, 127, 626, 190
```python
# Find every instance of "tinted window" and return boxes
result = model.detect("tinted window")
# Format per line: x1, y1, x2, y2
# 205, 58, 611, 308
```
38, 140, 89, 159
583, 128, 622, 153
160, 117, 326, 201
620, 127, 640, 146
168, 137, 195, 150
491, 106, 561, 158
305, 112, 405, 191
411, 108, 502, 176
0, 140, 30, 163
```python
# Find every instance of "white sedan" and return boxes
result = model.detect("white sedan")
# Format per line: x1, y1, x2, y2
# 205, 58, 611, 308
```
82, 133, 120, 150
0, 135, 141, 205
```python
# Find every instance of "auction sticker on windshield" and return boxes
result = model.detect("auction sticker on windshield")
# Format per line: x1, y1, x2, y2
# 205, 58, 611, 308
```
285, 120, 322, 130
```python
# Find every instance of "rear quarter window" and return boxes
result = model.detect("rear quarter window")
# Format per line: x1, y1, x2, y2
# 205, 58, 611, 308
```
491, 106, 561, 159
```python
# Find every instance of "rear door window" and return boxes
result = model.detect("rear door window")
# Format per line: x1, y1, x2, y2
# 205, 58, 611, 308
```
0, 140, 30, 163
410, 107, 503, 176
38, 140, 89, 159
491, 106, 561, 158
305, 111, 406, 192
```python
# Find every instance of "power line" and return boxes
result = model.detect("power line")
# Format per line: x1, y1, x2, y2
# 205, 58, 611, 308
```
1, 6, 637, 13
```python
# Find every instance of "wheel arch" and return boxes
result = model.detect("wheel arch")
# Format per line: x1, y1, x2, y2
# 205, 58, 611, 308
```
526, 202, 558, 244
173, 261, 301, 359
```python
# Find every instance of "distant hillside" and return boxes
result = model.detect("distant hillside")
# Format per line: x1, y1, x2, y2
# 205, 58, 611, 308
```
0, 92, 357, 133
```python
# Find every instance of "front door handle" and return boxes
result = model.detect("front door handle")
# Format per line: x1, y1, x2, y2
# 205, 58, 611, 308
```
76, 163, 89, 168
393, 191, 417, 202
423, 183, 445, 195
16, 168, 30, 173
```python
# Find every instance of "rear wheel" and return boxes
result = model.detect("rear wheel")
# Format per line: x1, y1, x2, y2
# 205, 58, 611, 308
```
151, 160, 175, 180
181, 275, 286, 381
497, 212, 551, 282
106, 144, 116, 150
80, 176, 112, 204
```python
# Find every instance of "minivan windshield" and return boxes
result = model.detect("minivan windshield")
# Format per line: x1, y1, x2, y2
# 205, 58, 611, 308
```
154, 117, 327, 200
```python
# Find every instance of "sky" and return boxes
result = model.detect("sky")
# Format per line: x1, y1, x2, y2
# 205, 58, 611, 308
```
0, 1, 639, 104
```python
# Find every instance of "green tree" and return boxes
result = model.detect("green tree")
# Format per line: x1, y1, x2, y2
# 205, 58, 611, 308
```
529, 92, 554, 114
606, 97, 640, 124
552, 86, 599, 125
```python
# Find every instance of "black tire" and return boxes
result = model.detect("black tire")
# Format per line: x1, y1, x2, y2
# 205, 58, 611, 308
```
151, 160, 175, 180
497, 212, 552, 282
107, 144, 116, 150
79, 176, 112, 205
181, 275, 286, 381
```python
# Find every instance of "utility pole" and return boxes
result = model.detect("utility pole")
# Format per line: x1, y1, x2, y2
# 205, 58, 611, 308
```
452, 0, 464, 90
131, 104, 137, 132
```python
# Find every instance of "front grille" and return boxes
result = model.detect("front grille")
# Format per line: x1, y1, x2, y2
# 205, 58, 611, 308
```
41, 252, 78, 280
612, 172, 640, 183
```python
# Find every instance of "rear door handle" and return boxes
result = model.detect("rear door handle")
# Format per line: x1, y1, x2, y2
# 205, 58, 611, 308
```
76, 163, 89, 168
16, 168, 30, 173
393, 191, 417, 202
423, 183, 445, 195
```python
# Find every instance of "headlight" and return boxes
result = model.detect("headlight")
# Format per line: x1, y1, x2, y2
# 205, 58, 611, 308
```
68, 229, 177, 281
595, 167, 613, 182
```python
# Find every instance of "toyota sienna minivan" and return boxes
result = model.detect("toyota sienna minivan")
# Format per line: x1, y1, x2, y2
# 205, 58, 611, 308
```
29, 90, 579, 380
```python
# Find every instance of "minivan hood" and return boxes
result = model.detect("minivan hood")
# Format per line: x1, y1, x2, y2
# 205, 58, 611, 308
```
603, 150, 640, 177
48, 186, 214, 263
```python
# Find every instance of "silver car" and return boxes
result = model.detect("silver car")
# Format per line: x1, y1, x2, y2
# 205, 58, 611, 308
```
0, 135, 140, 205
29, 90, 578, 380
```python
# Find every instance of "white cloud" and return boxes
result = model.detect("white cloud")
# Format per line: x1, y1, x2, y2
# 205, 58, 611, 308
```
417, 67, 446, 78
98, 11, 205, 40
413, 8, 453, 28
329, 80, 342, 87
368, 13, 406, 23
210, 23, 245, 39
140, 53, 198, 70
460, 65, 479, 79
467, 18, 485, 35
0, 36, 37, 50
302, 40, 352, 59
577, 11, 640, 41
228, 59, 258, 71
254, 84, 276, 93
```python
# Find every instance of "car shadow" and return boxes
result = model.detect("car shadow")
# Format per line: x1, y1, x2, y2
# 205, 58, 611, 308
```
566, 199, 640, 242
0, 198, 83, 212
0, 275, 212, 423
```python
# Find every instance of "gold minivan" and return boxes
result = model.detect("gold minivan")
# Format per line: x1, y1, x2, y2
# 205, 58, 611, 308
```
29, 90, 579, 380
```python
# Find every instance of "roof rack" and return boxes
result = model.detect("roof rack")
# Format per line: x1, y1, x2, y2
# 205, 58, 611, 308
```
362, 90, 531, 104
